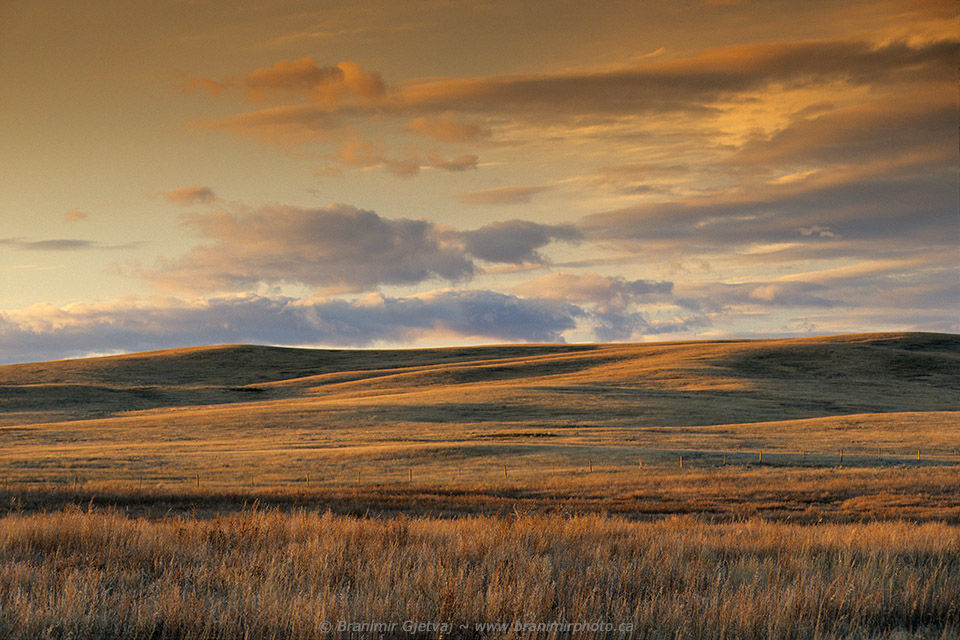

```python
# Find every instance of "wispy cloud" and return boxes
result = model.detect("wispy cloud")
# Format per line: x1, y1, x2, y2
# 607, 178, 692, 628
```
194, 39, 957, 135
455, 186, 551, 205
0, 238, 137, 251
162, 186, 218, 205
407, 116, 488, 143
513, 272, 672, 312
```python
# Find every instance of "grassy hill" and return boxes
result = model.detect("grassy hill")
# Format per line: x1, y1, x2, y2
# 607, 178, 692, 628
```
0, 332, 957, 519
0, 332, 956, 425
1, 333, 958, 638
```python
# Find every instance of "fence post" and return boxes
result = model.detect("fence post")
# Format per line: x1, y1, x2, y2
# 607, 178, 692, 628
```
503, 464, 508, 480
679, 455, 683, 471
758, 450, 763, 464
840, 449, 843, 465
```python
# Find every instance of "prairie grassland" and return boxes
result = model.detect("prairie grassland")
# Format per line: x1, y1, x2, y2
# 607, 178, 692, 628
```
0, 333, 958, 638
0, 508, 957, 639
1, 334, 957, 494
2, 410, 958, 506
3, 464, 960, 523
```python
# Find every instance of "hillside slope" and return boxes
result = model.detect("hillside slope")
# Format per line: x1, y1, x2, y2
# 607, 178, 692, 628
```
0, 332, 957, 428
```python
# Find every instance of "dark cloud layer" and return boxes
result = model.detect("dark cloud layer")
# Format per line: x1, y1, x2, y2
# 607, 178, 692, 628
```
399, 39, 958, 115
730, 101, 956, 168
584, 158, 957, 250
143, 204, 580, 293
145, 204, 474, 293
459, 220, 580, 264
0, 291, 579, 364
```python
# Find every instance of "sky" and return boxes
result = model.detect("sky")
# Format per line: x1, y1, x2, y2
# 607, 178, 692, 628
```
0, 0, 957, 363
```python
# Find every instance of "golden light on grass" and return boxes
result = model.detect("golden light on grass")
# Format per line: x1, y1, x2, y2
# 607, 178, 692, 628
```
0, 333, 957, 637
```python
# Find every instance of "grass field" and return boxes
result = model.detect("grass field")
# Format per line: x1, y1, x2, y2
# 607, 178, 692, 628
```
0, 332, 958, 637
1, 509, 957, 640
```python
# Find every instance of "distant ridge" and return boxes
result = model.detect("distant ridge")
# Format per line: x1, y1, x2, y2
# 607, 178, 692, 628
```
0, 332, 956, 428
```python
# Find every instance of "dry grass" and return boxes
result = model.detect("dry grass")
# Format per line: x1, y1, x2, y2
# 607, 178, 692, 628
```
1, 333, 957, 493
0, 509, 957, 639
3, 464, 960, 524
1, 333, 958, 638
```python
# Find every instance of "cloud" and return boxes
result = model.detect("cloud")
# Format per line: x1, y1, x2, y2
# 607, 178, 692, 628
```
425, 153, 478, 172
162, 186, 218, 205
0, 291, 580, 364
194, 104, 338, 145
0, 238, 134, 251
729, 100, 956, 168
64, 209, 88, 222
142, 203, 585, 293
143, 203, 475, 293
382, 157, 422, 177
337, 138, 382, 167
189, 38, 957, 155
335, 61, 388, 101
408, 116, 487, 142
183, 59, 386, 107
178, 75, 229, 97
395, 39, 957, 116
583, 150, 957, 251
242, 57, 344, 102
513, 272, 672, 312
336, 139, 477, 177
456, 186, 551, 205
511, 272, 681, 341
677, 281, 839, 311
459, 221, 580, 264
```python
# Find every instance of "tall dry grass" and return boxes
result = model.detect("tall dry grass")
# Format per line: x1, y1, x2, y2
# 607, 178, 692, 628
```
0, 508, 957, 639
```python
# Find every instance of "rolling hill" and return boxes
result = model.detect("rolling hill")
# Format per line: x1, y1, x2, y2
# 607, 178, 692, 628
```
0, 332, 956, 427
0, 332, 957, 500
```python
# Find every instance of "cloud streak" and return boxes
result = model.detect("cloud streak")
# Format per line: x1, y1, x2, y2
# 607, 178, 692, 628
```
0, 238, 136, 252
456, 186, 551, 205
195, 39, 957, 141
